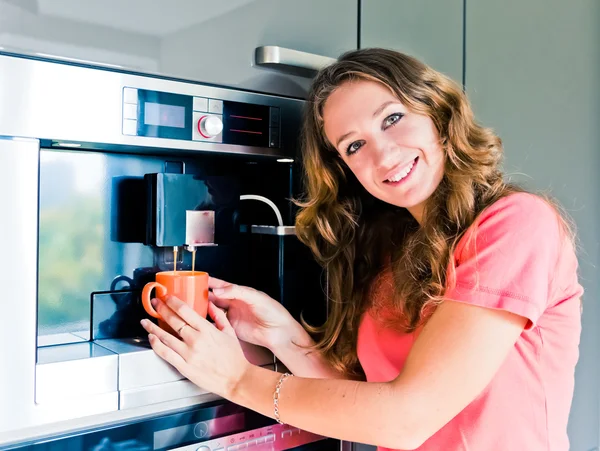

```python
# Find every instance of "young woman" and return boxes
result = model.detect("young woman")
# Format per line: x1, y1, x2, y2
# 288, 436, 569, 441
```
141, 48, 582, 450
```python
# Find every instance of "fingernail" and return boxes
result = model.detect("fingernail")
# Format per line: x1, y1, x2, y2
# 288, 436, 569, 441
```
213, 288, 224, 295
140, 319, 147, 327
151, 298, 158, 307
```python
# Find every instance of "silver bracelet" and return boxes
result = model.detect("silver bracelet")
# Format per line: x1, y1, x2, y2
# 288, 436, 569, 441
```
273, 372, 292, 425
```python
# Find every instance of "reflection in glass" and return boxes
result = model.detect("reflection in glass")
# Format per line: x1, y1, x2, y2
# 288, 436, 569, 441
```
37, 150, 106, 345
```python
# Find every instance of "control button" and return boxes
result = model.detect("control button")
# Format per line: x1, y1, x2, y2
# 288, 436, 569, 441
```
123, 87, 138, 104
266, 434, 275, 443
193, 112, 222, 142
256, 437, 265, 444
198, 115, 223, 138
194, 97, 209, 112
123, 103, 137, 120
197, 447, 211, 451
214, 448, 224, 451
194, 422, 209, 438
236, 443, 247, 449
269, 107, 280, 127
122, 119, 137, 136
269, 127, 280, 148
226, 446, 238, 451
245, 440, 256, 447
282, 430, 293, 438
208, 99, 223, 114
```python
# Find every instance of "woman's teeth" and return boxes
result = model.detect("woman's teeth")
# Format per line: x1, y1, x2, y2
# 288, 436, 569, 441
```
387, 161, 414, 182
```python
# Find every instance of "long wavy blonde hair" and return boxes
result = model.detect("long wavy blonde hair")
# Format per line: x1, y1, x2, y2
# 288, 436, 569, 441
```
294, 48, 537, 378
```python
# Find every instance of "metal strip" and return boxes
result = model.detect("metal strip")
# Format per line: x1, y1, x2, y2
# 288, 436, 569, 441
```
0, 137, 39, 434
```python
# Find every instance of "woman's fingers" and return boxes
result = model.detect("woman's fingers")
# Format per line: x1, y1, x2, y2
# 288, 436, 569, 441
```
211, 284, 265, 305
209, 291, 231, 309
160, 296, 210, 332
151, 297, 190, 332
208, 302, 236, 337
147, 333, 189, 371
208, 276, 233, 289
141, 319, 189, 358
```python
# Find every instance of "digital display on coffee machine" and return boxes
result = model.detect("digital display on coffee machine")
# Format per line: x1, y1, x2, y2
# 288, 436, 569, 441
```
144, 102, 186, 128
125, 87, 280, 148
137, 89, 193, 140
222, 101, 272, 148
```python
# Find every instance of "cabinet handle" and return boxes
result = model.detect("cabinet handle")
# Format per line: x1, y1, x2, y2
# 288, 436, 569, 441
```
254, 46, 336, 77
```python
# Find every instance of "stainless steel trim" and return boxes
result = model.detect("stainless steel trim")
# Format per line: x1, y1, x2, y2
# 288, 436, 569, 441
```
0, 393, 222, 447
171, 422, 325, 451
37, 342, 116, 364
119, 379, 208, 410
35, 343, 118, 404
0, 53, 304, 158
0, 45, 136, 72
28, 392, 119, 428
0, 137, 40, 434
248, 225, 296, 236
154, 412, 245, 450
255, 46, 336, 77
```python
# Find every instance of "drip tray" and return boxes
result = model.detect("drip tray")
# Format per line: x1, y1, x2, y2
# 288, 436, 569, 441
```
95, 338, 184, 390
36, 342, 118, 405
95, 338, 207, 409
35, 337, 275, 410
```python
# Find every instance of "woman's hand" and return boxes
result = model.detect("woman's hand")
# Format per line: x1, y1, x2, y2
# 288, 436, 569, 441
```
140, 296, 250, 399
209, 277, 304, 352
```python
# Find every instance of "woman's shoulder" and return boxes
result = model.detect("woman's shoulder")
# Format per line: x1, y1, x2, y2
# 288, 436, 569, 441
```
455, 191, 571, 261
478, 192, 561, 227
466, 192, 568, 244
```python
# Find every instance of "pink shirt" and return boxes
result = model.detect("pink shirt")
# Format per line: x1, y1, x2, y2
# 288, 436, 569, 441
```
357, 193, 583, 451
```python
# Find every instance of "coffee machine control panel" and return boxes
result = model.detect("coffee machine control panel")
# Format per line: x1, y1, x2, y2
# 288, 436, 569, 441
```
122, 87, 280, 148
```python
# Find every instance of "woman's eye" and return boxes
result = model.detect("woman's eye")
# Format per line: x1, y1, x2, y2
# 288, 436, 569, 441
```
346, 140, 364, 156
384, 113, 404, 128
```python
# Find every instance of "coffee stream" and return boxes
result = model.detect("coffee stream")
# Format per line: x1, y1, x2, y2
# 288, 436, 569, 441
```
173, 246, 178, 273
172, 246, 196, 274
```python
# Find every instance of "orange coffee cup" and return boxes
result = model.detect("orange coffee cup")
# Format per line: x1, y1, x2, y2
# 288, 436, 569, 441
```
141, 271, 209, 334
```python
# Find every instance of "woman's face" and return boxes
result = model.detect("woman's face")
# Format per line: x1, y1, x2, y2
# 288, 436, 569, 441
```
322, 80, 445, 223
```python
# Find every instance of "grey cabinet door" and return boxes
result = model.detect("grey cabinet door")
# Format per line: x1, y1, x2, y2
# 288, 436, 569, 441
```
0, 0, 356, 97
360, 0, 464, 85
465, 1, 600, 450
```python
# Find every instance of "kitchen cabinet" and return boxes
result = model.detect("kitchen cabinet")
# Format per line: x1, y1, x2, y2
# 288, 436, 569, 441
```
360, 0, 464, 85
465, 0, 600, 449
0, 0, 357, 98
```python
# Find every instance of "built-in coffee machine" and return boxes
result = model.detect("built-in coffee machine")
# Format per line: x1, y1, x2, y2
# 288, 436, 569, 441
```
0, 52, 331, 450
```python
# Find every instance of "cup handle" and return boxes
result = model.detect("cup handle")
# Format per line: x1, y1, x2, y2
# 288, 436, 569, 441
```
142, 282, 168, 319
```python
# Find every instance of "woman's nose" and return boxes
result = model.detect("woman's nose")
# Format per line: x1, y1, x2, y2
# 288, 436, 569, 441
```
372, 138, 400, 170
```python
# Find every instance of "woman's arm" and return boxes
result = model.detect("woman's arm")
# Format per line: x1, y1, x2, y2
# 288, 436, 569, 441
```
208, 279, 348, 379
270, 322, 350, 379
143, 297, 526, 450
232, 300, 526, 449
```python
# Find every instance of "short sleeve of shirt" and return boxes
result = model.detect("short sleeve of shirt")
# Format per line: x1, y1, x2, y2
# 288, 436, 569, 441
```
443, 193, 563, 329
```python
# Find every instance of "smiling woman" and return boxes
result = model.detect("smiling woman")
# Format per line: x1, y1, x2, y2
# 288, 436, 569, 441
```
142, 48, 583, 451
322, 79, 445, 223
